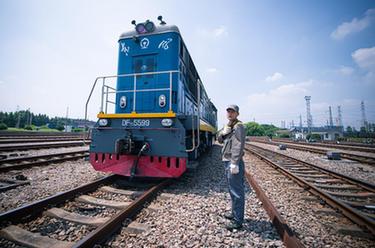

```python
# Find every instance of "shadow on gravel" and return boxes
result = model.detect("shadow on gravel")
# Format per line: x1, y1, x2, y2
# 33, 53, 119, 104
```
167, 144, 253, 196
242, 219, 280, 240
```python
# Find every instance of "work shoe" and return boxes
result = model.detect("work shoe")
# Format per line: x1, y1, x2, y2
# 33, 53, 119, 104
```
225, 221, 242, 231
224, 212, 234, 220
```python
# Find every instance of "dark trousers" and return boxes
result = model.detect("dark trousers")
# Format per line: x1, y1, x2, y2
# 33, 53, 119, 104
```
224, 160, 245, 224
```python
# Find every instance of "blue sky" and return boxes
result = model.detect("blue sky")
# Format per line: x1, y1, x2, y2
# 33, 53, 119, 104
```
0, 0, 374, 128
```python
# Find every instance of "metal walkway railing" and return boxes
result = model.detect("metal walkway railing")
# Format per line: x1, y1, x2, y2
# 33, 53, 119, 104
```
85, 70, 179, 120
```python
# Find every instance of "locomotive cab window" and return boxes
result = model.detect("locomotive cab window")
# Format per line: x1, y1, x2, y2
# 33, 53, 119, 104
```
133, 56, 157, 79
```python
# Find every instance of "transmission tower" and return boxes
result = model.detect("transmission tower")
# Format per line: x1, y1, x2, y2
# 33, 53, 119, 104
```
328, 106, 333, 127
361, 101, 368, 131
305, 96, 313, 130
337, 106, 343, 127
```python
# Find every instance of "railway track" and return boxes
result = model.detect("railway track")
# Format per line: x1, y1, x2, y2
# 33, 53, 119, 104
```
245, 142, 375, 236
0, 131, 86, 137
0, 138, 88, 144
244, 170, 304, 247
0, 175, 170, 247
0, 149, 89, 172
268, 138, 375, 153
0, 141, 90, 152
0, 178, 30, 192
251, 139, 375, 165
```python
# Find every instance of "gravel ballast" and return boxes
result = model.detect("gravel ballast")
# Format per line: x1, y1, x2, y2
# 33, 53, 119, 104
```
107, 144, 284, 247
244, 151, 374, 247
0, 158, 105, 213
250, 141, 375, 185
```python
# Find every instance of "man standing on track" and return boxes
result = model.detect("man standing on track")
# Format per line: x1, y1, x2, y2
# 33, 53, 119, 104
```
217, 104, 246, 231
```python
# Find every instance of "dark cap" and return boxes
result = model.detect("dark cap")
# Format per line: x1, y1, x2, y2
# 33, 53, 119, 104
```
226, 104, 239, 112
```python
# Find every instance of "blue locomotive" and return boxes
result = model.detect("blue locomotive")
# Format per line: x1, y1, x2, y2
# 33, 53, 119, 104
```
86, 17, 217, 178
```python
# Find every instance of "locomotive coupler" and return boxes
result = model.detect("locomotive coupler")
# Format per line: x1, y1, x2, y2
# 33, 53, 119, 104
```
115, 137, 134, 155
130, 142, 150, 178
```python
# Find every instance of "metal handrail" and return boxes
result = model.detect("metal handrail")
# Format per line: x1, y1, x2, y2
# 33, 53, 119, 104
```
186, 115, 196, 152
85, 70, 178, 121
103, 70, 178, 114
84, 69, 202, 154
186, 79, 201, 153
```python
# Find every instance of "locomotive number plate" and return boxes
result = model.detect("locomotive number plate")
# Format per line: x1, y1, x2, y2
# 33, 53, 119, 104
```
121, 119, 150, 127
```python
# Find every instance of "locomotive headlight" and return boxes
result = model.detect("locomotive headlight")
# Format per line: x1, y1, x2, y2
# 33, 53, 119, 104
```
144, 21, 155, 32
136, 23, 147, 34
159, 94, 166, 107
98, 119, 109, 127
120, 96, 127, 108
161, 118, 173, 127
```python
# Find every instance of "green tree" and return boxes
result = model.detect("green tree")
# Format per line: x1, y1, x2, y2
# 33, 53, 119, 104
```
261, 124, 279, 137
245, 122, 265, 136
56, 124, 65, 131
0, 123, 7, 130
346, 126, 353, 133
24, 125, 33, 130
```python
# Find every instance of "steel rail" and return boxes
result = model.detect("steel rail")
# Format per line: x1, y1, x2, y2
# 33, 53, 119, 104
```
251, 139, 375, 165
246, 143, 375, 191
268, 138, 375, 153
245, 145, 375, 235
0, 141, 91, 152
0, 175, 117, 223
0, 149, 89, 172
0, 138, 88, 144
73, 179, 171, 248
245, 171, 305, 248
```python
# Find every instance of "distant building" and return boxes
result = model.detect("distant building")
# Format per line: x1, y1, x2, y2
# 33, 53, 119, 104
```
64, 125, 72, 132
275, 129, 291, 137
71, 119, 96, 129
290, 126, 344, 141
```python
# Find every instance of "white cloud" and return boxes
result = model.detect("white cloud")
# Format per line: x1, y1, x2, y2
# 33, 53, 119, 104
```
352, 46, 375, 84
197, 25, 228, 38
213, 26, 228, 37
265, 72, 284, 82
331, 8, 375, 40
0, 80, 5, 85
352, 46, 375, 71
245, 80, 313, 123
206, 67, 218, 73
337, 66, 354, 76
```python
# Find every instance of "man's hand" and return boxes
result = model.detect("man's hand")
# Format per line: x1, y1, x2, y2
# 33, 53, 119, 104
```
229, 164, 239, 174
222, 125, 231, 135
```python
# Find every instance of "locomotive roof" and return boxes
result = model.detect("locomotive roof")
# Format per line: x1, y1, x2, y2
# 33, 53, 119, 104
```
119, 24, 181, 40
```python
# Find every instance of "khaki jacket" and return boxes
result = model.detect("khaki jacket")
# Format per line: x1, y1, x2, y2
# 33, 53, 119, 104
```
217, 120, 246, 165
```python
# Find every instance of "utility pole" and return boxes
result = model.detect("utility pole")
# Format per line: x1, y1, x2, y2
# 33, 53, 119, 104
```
65, 106, 69, 132
16, 105, 21, 128
328, 106, 333, 127
26, 108, 30, 127
305, 96, 313, 131
29, 110, 32, 126
299, 114, 302, 128
361, 101, 368, 131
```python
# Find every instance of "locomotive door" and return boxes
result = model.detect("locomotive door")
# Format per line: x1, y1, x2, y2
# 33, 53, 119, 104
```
133, 55, 157, 112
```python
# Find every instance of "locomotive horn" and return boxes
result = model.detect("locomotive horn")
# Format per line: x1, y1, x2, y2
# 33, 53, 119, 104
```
157, 16, 166, 25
